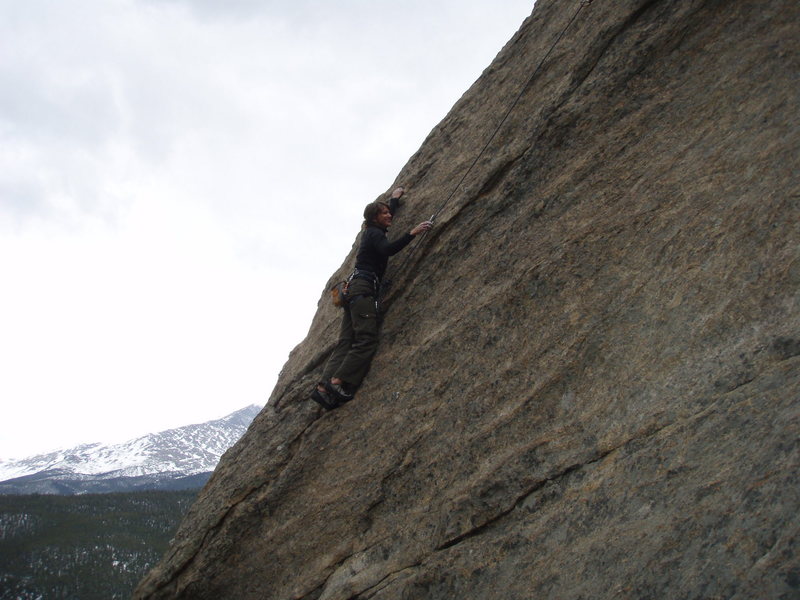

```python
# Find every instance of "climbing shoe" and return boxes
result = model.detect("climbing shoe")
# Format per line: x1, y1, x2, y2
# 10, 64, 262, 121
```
325, 381, 354, 404
310, 388, 337, 410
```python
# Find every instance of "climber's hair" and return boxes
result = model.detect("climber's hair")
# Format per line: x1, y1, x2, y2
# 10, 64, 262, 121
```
363, 201, 390, 228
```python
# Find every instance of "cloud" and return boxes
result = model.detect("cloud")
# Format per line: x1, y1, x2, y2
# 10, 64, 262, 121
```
0, 179, 48, 222
0, 0, 535, 458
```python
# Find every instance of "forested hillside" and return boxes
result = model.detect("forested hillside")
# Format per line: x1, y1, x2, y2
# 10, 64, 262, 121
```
0, 490, 196, 599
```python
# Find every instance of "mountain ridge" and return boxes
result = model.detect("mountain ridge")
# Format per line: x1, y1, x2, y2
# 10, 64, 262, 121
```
0, 405, 260, 494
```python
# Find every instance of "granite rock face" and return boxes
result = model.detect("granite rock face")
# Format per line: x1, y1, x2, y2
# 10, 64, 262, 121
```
134, 0, 800, 598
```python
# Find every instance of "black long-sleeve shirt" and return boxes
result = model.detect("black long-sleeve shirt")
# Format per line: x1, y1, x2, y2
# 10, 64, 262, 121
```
354, 197, 414, 281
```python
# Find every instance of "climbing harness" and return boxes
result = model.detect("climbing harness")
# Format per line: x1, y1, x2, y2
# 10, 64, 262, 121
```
331, 268, 380, 308
383, 0, 594, 298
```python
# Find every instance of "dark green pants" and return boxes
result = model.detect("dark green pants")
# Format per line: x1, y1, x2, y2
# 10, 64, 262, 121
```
321, 277, 379, 387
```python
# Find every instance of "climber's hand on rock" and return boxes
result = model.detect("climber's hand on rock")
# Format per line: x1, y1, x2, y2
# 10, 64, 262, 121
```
410, 221, 433, 236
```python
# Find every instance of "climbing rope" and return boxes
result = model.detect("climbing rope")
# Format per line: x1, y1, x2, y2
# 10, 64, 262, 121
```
426, 0, 594, 225
383, 0, 593, 297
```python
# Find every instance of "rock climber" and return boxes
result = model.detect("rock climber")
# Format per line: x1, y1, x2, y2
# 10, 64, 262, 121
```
311, 186, 432, 410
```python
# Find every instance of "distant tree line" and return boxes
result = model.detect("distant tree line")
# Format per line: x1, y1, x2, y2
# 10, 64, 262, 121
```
0, 490, 198, 600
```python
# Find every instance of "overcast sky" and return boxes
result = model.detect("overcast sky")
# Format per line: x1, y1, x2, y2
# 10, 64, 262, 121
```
0, 0, 534, 460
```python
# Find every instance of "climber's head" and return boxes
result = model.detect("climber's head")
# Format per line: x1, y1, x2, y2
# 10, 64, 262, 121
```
363, 201, 392, 229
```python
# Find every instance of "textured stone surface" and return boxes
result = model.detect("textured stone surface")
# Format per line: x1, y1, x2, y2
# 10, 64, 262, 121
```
134, 0, 800, 598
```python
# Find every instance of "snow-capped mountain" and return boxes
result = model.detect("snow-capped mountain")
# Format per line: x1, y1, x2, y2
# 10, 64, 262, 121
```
0, 405, 261, 495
